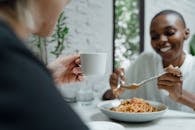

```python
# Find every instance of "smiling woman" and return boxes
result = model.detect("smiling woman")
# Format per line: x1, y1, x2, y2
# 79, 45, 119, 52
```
150, 10, 189, 68
104, 9, 195, 113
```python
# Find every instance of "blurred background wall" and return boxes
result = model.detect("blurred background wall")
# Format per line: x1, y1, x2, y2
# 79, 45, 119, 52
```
47, 0, 113, 74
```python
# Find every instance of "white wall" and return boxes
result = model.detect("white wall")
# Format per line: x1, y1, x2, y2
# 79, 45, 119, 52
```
43, 0, 114, 95
144, 0, 195, 52
47, 0, 113, 75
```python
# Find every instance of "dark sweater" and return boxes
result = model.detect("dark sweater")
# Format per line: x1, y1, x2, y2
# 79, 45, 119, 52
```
0, 20, 88, 130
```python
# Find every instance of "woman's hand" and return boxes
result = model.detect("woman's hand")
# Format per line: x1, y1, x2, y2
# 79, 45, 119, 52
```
110, 68, 126, 97
110, 68, 125, 87
47, 54, 83, 85
102, 68, 125, 100
158, 65, 183, 101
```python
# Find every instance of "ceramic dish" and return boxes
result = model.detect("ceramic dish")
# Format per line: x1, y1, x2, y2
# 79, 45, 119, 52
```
97, 99, 168, 122
87, 121, 125, 130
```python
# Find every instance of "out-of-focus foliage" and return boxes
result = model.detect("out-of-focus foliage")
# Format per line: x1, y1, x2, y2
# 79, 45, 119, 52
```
50, 12, 69, 58
29, 12, 69, 63
189, 34, 195, 56
114, 0, 140, 69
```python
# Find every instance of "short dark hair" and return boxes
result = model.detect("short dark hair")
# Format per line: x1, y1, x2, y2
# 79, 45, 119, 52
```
151, 10, 186, 28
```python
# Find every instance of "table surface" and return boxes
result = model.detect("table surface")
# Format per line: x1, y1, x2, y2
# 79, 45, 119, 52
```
70, 99, 195, 130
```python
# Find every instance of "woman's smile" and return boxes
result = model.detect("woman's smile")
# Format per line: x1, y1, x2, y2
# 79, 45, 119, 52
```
160, 46, 172, 52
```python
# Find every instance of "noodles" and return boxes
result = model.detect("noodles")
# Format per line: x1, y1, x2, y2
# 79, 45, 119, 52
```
110, 97, 158, 113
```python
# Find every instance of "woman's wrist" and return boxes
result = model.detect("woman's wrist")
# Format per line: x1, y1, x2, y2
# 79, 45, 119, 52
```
176, 90, 195, 110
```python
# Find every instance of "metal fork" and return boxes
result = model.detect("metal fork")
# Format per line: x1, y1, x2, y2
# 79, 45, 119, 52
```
119, 72, 167, 89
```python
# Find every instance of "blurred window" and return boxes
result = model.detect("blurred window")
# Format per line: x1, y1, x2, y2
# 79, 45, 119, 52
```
113, 0, 144, 70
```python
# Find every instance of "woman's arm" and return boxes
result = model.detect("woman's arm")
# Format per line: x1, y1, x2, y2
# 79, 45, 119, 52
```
158, 65, 195, 110
177, 90, 195, 110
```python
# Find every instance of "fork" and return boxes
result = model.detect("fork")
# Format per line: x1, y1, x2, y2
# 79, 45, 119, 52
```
129, 66, 181, 89
113, 72, 167, 98
118, 72, 167, 90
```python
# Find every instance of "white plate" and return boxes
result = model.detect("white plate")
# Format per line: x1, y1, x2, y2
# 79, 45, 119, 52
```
97, 99, 168, 122
87, 121, 125, 130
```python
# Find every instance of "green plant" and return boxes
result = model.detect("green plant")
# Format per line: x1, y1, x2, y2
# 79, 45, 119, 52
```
50, 12, 69, 58
30, 11, 69, 61
189, 34, 195, 56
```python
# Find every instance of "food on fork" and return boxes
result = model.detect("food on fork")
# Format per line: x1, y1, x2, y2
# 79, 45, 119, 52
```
110, 97, 158, 113
165, 65, 182, 77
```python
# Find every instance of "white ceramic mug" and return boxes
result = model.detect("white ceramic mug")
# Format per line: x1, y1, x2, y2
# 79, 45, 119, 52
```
80, 52, 107, 76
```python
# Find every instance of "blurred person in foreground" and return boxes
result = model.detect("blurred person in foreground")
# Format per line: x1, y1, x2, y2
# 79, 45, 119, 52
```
0, 0, 88, 129
103, 10, 195, 112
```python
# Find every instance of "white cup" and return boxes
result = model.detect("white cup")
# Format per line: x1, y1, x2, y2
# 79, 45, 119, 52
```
80, 52, 107, 76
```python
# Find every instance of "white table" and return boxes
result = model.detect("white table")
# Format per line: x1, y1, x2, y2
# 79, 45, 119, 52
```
70, 99, 195, 130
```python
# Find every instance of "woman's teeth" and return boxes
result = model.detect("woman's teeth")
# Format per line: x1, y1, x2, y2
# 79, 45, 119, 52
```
160, 46, 171, 52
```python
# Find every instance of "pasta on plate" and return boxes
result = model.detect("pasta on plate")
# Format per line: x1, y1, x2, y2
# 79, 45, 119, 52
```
98, 98, 168, 122
110, 97, 158, 113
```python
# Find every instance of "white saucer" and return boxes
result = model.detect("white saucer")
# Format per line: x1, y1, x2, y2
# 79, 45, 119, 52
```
87, 121, 125, 130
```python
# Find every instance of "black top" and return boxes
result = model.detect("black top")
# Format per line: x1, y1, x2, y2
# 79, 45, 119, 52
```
0, 20, 88, 130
